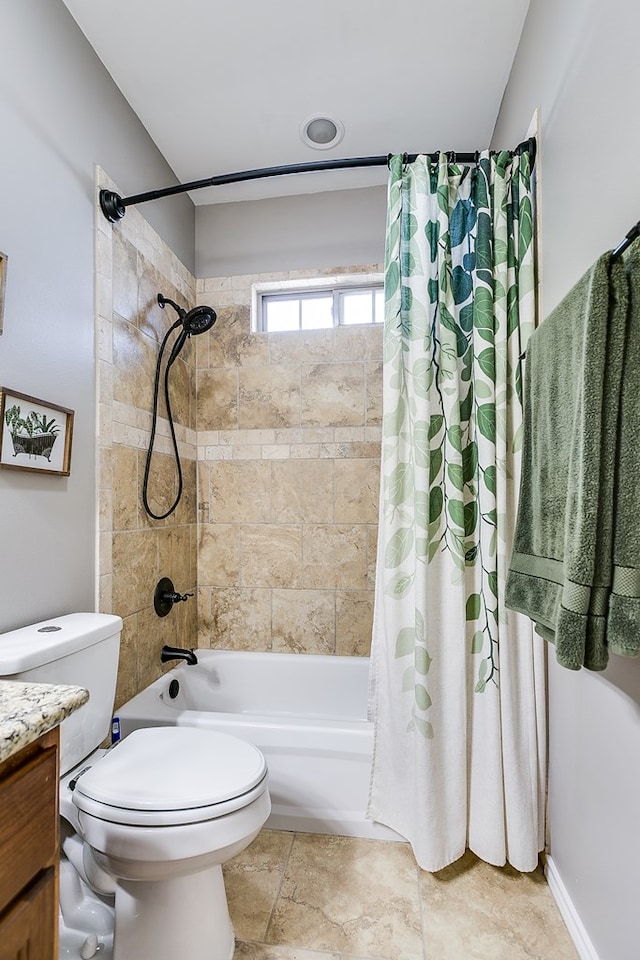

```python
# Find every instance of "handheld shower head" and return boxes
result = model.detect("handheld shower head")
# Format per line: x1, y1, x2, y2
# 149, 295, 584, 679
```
157, 293, 217, 338
183, 304, 217, 335
143, 294, 218, 521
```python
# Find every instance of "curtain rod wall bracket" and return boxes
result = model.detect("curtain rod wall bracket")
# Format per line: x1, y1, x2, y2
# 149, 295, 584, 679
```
100, 190, 126, 222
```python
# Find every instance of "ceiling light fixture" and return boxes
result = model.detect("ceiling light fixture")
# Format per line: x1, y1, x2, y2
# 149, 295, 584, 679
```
300, 114, 345, 150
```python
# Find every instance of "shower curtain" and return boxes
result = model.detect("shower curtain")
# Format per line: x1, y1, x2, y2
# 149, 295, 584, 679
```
367, 148, 546, 872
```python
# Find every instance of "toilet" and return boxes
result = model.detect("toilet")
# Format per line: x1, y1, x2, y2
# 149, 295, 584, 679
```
0, 613, 270, 960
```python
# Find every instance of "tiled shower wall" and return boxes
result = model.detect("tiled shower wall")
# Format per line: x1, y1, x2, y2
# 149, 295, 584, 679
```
96, 172, 383, 687
96, 170, 198, 708
195, 267, 383, 656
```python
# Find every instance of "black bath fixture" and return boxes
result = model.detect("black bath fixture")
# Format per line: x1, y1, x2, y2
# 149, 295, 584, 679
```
161, 645, 198, 666
154, 577, 193, 618
143, 294, 217, 521
98, 141, 536, 223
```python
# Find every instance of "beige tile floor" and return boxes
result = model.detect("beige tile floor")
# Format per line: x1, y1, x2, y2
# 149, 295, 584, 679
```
223, 830, 580, 960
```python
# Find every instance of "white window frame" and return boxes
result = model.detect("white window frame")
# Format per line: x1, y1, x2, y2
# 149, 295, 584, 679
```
252, 273, 384, 333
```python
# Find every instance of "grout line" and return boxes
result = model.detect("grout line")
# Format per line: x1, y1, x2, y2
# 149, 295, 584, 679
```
252, 832, 415, 960
237, 942, 389, 960
261, 828, 297, 944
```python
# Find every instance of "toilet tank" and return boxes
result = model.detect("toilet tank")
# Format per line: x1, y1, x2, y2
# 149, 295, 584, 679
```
0, 613, 122, 775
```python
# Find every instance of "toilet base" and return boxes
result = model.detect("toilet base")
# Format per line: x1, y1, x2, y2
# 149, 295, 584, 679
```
59, 922, 113, 960
113, 864, 234, 960
59, 855, 114, 959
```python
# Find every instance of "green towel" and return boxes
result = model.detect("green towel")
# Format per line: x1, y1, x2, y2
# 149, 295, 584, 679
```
607, 244, 640, 657
505, 253, 629, 670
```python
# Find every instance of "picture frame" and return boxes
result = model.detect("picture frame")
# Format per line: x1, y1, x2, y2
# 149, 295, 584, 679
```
0, 387, 74, 476
0, 251, 7, 336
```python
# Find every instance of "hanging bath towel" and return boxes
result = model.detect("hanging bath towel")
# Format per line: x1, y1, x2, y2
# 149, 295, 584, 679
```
505, 253, 628, 670
606, 244, 640, 657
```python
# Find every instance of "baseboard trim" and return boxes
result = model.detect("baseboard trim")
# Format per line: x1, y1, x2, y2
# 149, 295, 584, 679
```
545, 856, 601, 960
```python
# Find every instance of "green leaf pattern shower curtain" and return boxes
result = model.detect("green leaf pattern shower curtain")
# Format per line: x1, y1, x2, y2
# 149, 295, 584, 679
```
367, 150, 546, 872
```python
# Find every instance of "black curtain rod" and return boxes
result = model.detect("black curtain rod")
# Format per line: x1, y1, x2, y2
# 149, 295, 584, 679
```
99, 136, 536, 223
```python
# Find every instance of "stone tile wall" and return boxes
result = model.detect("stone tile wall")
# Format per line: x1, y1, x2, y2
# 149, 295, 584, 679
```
195, 266, 383, 656
96, 169, 198, 708
97, 169, 383, 683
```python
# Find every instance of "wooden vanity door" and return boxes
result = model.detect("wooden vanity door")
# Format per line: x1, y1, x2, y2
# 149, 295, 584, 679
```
0, 868, 57, 960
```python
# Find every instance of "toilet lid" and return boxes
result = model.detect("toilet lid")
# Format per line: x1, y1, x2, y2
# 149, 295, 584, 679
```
72, 727, 267, 824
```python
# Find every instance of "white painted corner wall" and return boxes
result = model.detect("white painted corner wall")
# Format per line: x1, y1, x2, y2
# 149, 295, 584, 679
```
545, 857, 600, 960
0, 0, 195, 633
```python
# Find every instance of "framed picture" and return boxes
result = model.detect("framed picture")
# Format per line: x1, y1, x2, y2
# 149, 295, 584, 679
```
0, 251, 7, 336
0, 387, 74, 476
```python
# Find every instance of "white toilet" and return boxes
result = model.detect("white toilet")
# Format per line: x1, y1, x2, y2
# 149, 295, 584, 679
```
0, 613, 270, 960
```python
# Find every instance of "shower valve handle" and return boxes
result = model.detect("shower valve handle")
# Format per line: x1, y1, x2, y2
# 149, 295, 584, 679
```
167, 589, 194, 604
154, 577, 193, 617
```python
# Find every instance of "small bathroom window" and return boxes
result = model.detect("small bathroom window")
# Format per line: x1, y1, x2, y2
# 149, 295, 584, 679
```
253, 275, 384, 333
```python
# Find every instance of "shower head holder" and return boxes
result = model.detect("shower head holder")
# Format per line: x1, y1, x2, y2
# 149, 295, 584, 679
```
157, 293, 185, 317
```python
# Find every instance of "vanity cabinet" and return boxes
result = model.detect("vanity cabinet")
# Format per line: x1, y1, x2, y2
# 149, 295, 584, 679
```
0, 728, 59, 960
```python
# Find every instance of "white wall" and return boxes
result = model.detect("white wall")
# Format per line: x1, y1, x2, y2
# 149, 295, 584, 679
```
494, 1, 640, 957
0, 1, 194, 631
196, 185, 387, 277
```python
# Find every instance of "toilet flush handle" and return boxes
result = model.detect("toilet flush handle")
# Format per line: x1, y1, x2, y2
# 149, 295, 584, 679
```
154, 577, 194, 617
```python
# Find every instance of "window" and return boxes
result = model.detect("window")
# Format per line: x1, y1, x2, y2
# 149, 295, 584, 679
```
253, 275, 384, 333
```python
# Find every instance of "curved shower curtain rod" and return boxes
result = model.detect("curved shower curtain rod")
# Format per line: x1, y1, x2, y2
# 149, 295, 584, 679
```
99, 137, 537, 222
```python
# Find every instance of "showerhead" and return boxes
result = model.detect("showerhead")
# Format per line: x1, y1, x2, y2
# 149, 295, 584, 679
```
157, 293, 217, 336
183, 304, 217, 335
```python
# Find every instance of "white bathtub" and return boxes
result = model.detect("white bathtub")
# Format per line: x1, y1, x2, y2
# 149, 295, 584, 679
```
115, 650, 401, 841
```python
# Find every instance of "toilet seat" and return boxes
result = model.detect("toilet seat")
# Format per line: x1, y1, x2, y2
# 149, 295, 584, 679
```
72, 727, 268, 827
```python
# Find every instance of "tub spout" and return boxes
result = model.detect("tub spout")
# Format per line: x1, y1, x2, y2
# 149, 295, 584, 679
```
160, 645, 198, 666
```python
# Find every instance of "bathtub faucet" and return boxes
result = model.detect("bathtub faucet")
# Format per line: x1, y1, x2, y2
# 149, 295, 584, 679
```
160, 645, 198, 666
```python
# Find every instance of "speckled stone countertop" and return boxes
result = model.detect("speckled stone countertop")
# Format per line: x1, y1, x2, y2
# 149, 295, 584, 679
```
0, 680, 89, 764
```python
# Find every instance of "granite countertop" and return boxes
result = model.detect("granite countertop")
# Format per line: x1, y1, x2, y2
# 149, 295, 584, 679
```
0, 680, 89, 764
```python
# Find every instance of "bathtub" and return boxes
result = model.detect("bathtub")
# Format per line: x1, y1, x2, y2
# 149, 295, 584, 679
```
115, 650, 401, 842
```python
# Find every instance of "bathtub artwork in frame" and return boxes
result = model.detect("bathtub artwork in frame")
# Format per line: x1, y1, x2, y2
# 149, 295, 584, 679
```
0, 387, 74, 476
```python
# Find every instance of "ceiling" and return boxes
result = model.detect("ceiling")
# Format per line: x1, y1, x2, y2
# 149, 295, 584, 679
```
62, 0, 531, 206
